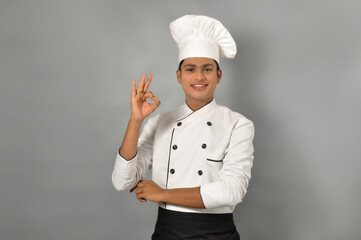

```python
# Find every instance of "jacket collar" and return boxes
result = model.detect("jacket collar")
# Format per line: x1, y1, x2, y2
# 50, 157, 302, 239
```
176, 99, 217, 122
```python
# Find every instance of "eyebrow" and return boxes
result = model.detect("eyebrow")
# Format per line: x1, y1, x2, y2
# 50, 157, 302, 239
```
183, 63, 216, 68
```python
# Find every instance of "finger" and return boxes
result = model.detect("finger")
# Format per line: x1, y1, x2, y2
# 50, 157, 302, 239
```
143, 73, 153, 93
150, 97, 161, 110
131, 80, 136, 99
136, 192, 148, 203
144, 91, 155, 99
136, 191, 147, 202
131, 180, 143, 192
137, 73, 147, 94
136, 192, 146, 202
144, 92, 160, 106
136, 181, 144, 188
135, 189, 143, 198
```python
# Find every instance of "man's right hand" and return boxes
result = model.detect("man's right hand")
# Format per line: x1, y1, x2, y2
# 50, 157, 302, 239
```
130, 73, 161, 123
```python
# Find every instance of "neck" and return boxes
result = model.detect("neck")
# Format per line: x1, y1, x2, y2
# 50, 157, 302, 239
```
186, 98, 213, 111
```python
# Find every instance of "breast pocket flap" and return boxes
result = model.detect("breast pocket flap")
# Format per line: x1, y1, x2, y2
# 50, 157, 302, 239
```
206, 153, 224, 162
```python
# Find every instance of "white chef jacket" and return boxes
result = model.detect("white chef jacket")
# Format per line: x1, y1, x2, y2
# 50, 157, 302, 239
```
112, 99, 254, 214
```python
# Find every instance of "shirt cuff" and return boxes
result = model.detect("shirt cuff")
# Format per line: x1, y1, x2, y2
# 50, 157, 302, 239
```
112, 153, 138, 191
200, 181, 241, 209
200, 182, 222, 209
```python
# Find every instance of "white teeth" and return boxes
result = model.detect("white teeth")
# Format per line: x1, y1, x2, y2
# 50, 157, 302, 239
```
193, 85, 205, 87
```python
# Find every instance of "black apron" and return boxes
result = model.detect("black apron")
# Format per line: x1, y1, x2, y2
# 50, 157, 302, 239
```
151, 207, 240, 240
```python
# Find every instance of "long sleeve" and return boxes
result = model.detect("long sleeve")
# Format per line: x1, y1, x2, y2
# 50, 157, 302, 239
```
112, 115, 159, 191
200, 119, 255, 209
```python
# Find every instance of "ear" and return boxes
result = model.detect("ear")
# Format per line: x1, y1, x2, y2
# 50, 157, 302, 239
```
176, 70, 182, 84
217, 69, 222, 84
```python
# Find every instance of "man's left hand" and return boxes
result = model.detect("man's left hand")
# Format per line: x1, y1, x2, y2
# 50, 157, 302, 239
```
131, 180, 165, 203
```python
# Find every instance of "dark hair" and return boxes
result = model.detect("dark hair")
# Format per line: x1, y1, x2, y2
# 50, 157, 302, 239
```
177, 59, 220, 71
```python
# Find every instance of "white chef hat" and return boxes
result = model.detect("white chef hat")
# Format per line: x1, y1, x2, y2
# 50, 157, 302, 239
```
169, 15, 237, 63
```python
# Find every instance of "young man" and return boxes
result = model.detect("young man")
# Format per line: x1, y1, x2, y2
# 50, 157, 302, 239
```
112, 15, 255, 239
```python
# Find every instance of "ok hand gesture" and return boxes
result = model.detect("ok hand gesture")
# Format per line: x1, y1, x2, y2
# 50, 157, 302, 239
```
130, 73, 160, 123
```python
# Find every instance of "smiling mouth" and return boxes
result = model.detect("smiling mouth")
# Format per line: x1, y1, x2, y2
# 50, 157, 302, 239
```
191, 84, 208, 88
191, 84, 208, 90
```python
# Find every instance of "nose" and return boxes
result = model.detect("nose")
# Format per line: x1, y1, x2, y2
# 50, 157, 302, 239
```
195, 69, 205, 81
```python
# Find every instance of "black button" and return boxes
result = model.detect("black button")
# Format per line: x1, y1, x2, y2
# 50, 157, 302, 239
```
172, 145, 178, 150
207, 121, 212, 126
177, 122, 182, 127
202, 143, 207, 149
170, 169, 175, 174
198, 170, 203, 176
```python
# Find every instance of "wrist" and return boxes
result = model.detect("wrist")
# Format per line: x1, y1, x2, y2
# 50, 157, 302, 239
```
128, 117, 143, 126
160, 188, 168, 203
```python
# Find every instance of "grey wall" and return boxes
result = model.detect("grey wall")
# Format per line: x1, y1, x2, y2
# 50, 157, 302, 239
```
1, 1, 360, 239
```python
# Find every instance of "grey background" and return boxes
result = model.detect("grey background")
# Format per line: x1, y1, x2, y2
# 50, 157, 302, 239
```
1, 0, 360, 239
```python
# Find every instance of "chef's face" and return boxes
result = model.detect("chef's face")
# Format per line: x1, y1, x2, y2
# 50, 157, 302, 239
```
176, 57, 222, 110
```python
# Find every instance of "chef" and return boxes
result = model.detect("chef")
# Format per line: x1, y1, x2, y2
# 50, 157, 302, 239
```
112, 15, 255, 239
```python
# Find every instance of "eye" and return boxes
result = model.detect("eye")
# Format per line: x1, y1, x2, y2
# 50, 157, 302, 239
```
186, 68, 194, 72
204, 68, 213, 72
